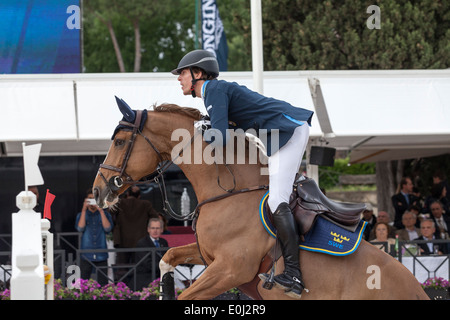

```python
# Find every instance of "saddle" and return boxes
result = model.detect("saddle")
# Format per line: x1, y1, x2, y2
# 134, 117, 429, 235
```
288, 175, 365, 236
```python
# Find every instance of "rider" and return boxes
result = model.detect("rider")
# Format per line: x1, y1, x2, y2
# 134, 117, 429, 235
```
171, 49, 313, 299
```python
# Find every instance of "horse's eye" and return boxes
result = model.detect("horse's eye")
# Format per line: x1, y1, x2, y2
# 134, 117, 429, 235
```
115, 139, 125, 147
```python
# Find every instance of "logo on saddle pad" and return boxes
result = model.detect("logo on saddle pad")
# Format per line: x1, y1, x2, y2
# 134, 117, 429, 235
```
259, 191, 367, 256
329, 231, 350, 249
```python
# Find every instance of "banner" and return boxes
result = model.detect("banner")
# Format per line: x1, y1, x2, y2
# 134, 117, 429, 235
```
0, 0, 81, 73
201, 0, 228, 71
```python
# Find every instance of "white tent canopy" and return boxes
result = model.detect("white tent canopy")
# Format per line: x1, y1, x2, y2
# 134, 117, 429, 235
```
1, 70, 449, 162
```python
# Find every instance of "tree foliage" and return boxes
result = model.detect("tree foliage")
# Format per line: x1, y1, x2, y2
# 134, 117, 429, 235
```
83, 0, 197, 72
82, 0, 449, 72
260, 0, 449, 70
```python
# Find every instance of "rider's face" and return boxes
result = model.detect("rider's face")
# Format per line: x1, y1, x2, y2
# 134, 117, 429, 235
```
177, 68, 203, 96
178, 69, 193, 96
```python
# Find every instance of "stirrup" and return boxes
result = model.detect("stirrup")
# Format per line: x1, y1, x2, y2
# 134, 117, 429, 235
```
258, 272, 275, 290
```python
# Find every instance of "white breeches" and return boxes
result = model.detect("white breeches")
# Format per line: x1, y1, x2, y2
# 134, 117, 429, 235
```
267, 124, 310, 213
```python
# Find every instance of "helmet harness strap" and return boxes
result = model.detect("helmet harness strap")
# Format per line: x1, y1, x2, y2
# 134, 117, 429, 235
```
189, 67, 208, 98
189, 67, 198, 98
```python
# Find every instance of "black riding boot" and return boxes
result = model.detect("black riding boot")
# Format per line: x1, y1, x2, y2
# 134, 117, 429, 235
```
260, 202, 305, 299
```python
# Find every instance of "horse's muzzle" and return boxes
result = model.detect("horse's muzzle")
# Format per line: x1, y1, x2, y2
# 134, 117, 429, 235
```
93, 185, 118, 209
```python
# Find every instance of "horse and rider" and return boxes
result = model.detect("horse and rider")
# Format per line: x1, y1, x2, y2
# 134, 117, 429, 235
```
171, 49, 313, 299
93, 50, 428, 300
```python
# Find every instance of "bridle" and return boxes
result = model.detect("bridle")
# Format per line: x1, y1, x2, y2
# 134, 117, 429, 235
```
98, 110, 164, 191
97, 109, 203, 221
98, 109, 268, 222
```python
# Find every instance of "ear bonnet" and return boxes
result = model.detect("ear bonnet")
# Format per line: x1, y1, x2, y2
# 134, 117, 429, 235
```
112, 96, 147, 139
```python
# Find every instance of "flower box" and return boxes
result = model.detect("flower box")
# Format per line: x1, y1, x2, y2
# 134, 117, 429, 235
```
421, 277, 450, 300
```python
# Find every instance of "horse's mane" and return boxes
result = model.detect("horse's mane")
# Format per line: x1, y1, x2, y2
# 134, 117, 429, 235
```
153, 103, 203, 120
152, 103, 268, 162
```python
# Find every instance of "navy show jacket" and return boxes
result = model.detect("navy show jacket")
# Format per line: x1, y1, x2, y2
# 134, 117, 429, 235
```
202, 79, 314, 156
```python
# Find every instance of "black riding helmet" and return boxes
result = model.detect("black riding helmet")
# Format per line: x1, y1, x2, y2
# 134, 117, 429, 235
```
171, 49, 219, 97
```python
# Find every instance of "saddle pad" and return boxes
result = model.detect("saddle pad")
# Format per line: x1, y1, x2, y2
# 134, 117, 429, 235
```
259, 191, 367, 256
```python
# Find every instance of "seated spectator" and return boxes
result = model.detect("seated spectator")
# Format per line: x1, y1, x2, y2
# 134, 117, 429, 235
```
414, 219, 447, 255
396, 211, 421, 241
432, 170, 450, 202
370, 222, 396, 254
368, 211, 396, 240
362, 203, 377, 241
134, 218, 168, 290
430, 200, 450, 240
423, 182, 449, 214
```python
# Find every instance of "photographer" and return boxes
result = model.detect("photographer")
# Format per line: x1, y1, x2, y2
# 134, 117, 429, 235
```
75, 188, 113, 285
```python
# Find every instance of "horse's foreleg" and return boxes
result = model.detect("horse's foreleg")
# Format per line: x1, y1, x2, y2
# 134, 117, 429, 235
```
159, 243, 204, 300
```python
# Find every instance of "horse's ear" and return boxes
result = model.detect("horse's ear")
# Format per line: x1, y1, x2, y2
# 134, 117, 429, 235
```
115, 96, 136, 123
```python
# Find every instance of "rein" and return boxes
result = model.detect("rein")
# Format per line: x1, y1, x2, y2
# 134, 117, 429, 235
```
98, 109, 269, 222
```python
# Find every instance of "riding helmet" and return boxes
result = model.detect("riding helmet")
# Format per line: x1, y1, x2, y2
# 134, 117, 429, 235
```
171, 49, 219, 78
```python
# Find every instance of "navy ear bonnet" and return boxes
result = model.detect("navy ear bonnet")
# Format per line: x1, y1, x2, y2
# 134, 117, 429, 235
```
112, 96, 147, 139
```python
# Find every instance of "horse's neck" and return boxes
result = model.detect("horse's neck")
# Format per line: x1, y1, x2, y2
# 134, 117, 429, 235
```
148, 112, 267, 202
177, 144, 267, 202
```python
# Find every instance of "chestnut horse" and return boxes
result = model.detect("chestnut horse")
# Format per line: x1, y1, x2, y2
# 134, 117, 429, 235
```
93, 101, 428, 300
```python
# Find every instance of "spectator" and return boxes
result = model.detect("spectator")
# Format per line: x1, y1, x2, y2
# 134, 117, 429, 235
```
396, 211, 421, 241
134, 218, 168, 290
111, 185, 159, 264
391, 177, 421, 229
423, 183, 449, 214
370, 222, 396, 254
369, 211, 396, 240
432, 170, 450, 202
429, 200, 450, 240
75, 188, 113, 285
362, 203, 377, 241
415, 219, 447, 255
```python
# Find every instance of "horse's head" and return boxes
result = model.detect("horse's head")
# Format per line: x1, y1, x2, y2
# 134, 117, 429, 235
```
93, 97, 162, 208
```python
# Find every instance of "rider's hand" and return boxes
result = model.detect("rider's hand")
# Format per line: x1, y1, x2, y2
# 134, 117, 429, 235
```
194, 119, 211, 131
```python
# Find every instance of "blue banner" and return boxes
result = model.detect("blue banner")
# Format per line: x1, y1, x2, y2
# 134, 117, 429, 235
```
201, 0, 228, 71
0, 0, 81, 74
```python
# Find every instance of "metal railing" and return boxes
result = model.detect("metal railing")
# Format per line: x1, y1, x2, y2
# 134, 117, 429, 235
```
1, 232, 449, 291
370, 239, 450, 281
0, 232, 206, 291
55, 232, 206, 290
74, 247, 167, 290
